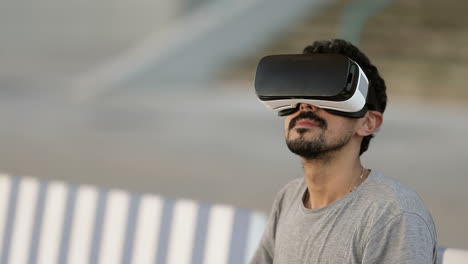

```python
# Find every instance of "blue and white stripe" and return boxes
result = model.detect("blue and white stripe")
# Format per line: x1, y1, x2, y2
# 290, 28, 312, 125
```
37, 181, 68, 264
0, 174, 266, 264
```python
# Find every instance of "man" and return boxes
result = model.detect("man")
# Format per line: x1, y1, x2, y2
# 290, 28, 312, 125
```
250, 39, 437, 263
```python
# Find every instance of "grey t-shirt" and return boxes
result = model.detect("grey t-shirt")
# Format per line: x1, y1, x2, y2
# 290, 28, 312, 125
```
250, 170, 437, 264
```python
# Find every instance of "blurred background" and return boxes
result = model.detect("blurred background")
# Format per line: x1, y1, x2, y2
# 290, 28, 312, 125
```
1, 0, 467, 248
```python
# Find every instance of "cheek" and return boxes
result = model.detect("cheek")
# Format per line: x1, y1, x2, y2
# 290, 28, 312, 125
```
283, 116, 297, 137
283, 119, 290, 136
329, 119, 358, 137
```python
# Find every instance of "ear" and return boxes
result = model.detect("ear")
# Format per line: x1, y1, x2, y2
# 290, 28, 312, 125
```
356, 110, 383, 136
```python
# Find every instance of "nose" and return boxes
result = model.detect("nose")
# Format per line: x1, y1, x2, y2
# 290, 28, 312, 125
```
299, 103, 319, 112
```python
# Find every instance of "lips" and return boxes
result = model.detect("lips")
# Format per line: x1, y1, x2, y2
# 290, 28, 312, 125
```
294, 119, 319, 128
288, 111, 327, 130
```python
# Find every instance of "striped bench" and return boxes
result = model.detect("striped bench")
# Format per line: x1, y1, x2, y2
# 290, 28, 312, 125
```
1, 173, 468, 264
0, 174, 267, 264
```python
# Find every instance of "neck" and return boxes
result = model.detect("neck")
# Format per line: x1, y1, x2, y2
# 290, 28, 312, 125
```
301, 151, 366, 210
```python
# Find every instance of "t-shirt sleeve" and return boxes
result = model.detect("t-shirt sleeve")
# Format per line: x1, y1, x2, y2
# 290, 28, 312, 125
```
249, 224, 274, 264
249, 182, 291, 264
362, 212, 436, 264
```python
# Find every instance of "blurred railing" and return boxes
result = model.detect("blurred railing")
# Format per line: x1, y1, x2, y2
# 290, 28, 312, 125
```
72, 0, 335, 102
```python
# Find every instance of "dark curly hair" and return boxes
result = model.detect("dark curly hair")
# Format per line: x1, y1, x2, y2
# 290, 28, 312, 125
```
303, 39, 387, 155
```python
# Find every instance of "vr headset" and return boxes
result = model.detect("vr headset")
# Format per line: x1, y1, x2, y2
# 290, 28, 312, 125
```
254, 53, 376, 118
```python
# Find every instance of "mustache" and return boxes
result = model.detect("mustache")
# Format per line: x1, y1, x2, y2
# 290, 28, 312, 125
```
289, 111, 327, 130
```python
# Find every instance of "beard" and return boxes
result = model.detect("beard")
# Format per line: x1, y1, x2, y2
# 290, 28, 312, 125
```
285, 112, 353, 160
286, 131, 353, 160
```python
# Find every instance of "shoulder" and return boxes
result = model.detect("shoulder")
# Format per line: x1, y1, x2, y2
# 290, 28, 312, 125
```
358, 170, 437, 241
270, 177, 304, 212
277, 177, 304, 196
361, 170, 430, 214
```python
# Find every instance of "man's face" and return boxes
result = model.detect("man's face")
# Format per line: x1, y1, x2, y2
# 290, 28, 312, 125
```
284, 103, 359, 160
